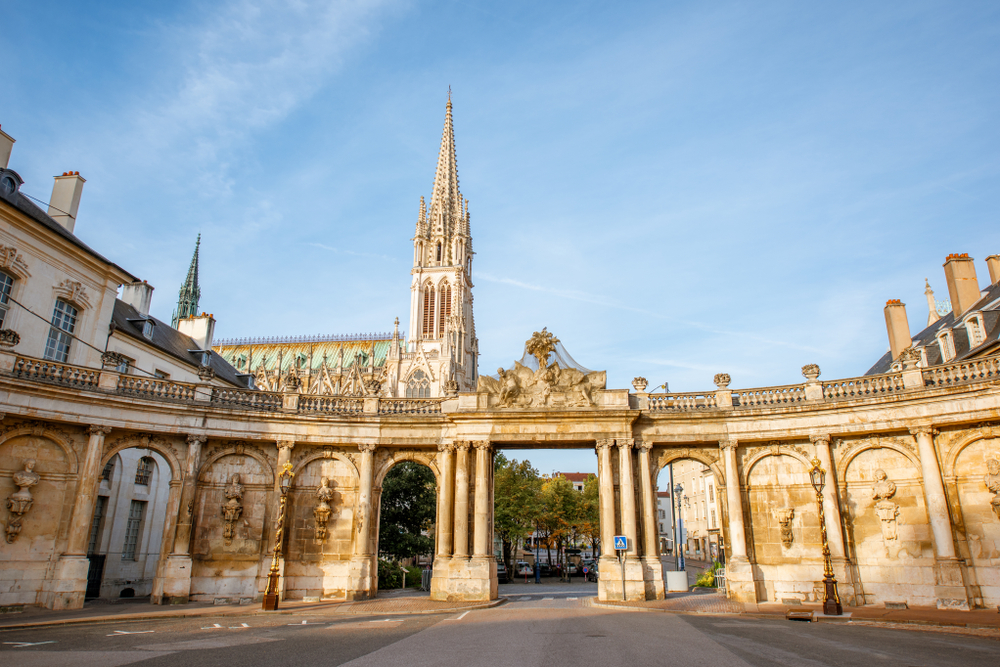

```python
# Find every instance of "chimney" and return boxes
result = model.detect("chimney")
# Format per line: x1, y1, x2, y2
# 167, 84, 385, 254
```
942, 253, 981, 317
121, 280, 154, 316
987, 255, 1000, 286
48, 172, 86, 233
177, 312, 215, 350
884, 299, 912, 360
0, 125, 14, 170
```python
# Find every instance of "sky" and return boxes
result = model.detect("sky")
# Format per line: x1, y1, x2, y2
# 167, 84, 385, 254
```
5, 1, 1000, 475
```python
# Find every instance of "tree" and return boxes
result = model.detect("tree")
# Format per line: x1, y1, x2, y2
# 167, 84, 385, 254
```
493, 452, 542, 569
540, 475, 580, 574
580, 474, 601, 557
378, 462, 436, 561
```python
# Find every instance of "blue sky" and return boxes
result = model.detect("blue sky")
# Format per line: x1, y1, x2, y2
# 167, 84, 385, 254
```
5, 1, 1000, 473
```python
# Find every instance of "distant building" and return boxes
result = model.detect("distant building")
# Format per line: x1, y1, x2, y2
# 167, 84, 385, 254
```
672, 459, 720, 562
553, 472, 590, 492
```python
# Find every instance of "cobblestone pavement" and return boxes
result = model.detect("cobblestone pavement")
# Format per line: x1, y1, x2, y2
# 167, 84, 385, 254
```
595, 589, 744, 614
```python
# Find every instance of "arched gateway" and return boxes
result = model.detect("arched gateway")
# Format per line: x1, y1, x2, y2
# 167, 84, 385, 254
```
2, 330, 999, 610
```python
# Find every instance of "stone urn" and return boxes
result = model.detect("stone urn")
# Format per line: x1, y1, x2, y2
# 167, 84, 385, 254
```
632, 376, 648, 393
713, 373, 731, 389
801, 364, 821, 382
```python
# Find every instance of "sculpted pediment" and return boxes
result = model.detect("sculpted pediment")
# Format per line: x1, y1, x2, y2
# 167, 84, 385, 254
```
476, 329, 606, 409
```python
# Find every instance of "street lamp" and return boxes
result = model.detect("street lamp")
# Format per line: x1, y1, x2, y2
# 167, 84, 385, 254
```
673, 482, 684, 571
262, 462, 295, 611
809, 458, 842, 616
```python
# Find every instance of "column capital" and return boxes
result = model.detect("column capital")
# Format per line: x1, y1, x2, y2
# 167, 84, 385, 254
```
595, 438, 614, 452
276, 439, 295, 451
615, 438, 635, 450
908, 425, 937, 437
454, 440, 471, 452
635, 439, 653, 452
438, 442, 455, 453
719, 438, 738, 451
809, 434, 831, 445
358, 442, 377, 454
472, 440, 492, 452
87, 425, 112, 436
186, 434, 207, 447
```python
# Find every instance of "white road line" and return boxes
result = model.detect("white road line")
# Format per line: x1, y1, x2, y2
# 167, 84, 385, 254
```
568, 597, 578, 600
228, 623, 251, 628
201, 624, 224, 630
4, 641, 56, 647
108, 631, 155, 636
369, 619, 401, 623
443, 610, 471, 621
288, 620, 320, 625
542, 597, 554, 600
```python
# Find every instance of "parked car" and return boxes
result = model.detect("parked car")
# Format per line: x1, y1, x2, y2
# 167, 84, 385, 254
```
566, 561, 579, 576
496, 559, 509, 583
581, 559, 598, 582
515, 561, 533, 577
539, 562, 552, 577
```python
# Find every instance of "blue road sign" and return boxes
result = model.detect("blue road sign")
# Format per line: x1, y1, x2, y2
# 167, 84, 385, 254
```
613, 535, 628, 550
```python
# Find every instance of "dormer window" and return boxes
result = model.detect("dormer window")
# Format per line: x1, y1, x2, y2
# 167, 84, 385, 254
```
142, 319, 154, 340
201, 351, 211, 366
937, 330, 956, 362
0, 168, 24, 203
296, 353, 307, 369
965, 314, 986, 348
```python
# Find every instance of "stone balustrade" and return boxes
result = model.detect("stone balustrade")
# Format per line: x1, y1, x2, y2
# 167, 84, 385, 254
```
117, 374, 198, 402
647, 392, 717, 411
298, 395, 364, 414
821, 373, 904, 400
378, 398, 444, 414
733, 384, 807, 407
12, 355, 100, 389
923, 354, 999, 387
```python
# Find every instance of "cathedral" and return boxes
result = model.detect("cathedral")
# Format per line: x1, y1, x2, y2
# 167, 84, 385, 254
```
212, 96, 479, 399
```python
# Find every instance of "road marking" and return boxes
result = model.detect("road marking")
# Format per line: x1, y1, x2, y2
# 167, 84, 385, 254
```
228, 623, 251, 629
443, 610, 471, 621
108, 631, 155, 636
369, 619, 402, 623
542, 597, 554, 600
4, 641, 56, 647
568, 597, 578, 600
288, 620, 320, 625
201, 624, 224, 630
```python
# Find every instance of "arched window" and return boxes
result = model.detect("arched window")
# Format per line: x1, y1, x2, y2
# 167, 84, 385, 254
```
134, 456, 154, 485
406, 370, 431, 398
44, 299, 78, 362
436, 243, 442, 262
422, 286, 435, 338
438, 283, 452, 338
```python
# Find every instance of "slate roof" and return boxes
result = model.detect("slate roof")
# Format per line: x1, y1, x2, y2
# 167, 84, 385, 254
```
0, 176, 137, 282
866, 279, 1000, 375
112, 299, 247, 387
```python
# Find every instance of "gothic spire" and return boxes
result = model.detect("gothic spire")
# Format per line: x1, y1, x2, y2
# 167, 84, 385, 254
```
426, 93, 464, 238
172, 234, 202, 328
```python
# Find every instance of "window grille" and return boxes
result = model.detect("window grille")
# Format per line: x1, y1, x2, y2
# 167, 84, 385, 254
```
135, 457, 154, 485
405, 370, 431, 398
121, 500, 146, 560
0, 271, 13, 328
101, 459, 114, 482
44, 299, 78, 362
88, 496, 107, 555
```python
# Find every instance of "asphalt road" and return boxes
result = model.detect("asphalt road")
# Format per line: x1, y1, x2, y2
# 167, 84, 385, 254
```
1, 593, 997, 667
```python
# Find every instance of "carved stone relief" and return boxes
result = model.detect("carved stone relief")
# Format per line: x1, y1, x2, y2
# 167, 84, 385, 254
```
5, 459, 39, 543
872, 469, 899, 542
221, 473, 244, 545
314, 477, 334, 541
985, 458, 1000, 520
777, 508, 795, 547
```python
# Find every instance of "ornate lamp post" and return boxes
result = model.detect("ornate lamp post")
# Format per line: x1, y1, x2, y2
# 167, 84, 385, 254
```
809, 458, 842, 616
262, 462, 295, 611
673, 482, 684, 571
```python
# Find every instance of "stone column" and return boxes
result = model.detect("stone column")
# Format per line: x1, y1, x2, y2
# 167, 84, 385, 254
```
472, 441, 491, 557
810, 435, 846, 560
45, 425, 111, 610
354, 443, 376, 557
453, 441, 471, 558
436, 443, 455, 558
617, 439, 638, 558
910, 426, 969, 609
720, 437, 755, 604
172, 435, 206, 554
596, 439, 616, 555
636, 441, 658, 559
271, 440, 295, 597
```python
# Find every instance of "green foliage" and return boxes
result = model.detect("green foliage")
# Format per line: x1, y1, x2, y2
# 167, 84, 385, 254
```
378, 462, 436, 561
695, 561, 722, 588
580, 474, 600, 555
378, 559, 404, 589
404, 566, 424, 588
493, 452, 542, 568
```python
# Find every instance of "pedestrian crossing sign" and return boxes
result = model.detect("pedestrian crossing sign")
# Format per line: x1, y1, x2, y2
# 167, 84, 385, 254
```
613, 535, 628, 550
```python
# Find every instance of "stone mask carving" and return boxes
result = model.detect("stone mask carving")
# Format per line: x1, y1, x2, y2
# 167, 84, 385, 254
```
5, 459, 39, 544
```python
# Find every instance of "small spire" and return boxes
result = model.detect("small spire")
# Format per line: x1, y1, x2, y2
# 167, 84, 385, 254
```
925, 278, 941, 326
172, 234, 202, 328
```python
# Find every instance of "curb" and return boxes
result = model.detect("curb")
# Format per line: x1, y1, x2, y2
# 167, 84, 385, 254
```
0, 598, 506, 631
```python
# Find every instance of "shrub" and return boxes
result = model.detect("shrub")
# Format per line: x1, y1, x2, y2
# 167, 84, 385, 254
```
378, 559, 404, 589
404, 566, 424, 588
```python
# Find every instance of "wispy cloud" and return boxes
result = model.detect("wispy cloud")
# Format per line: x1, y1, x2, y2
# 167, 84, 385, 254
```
309, 242, 398, 263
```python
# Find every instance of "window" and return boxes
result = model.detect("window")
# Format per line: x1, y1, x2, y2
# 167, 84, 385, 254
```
134, 456, 154, 485
708, 484, 714, 502
43, 299, 78, 362
659, 523, 664, 532
0, 271, 13, 328
296, 353, 307, 369
659, 509, 665, 519
116, 356, 133, 374
436, 243, 442, 262
710, 509, 716, 529
438, 283, 451, 337
937, 331, 955, 362
967, 316, 986, 347
406, 370, 431, 398
88, 496, 108, 555
101, 459, 115, 482
154, 369, 169, 379
121, 500, 146, 560
1, 175, 16, 197
141, 319, 154, 340
422, 286, 435, 337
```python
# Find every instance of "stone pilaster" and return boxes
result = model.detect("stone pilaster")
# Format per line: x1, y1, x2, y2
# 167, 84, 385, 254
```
161, 434, 206, 604
720, 438, 755, 604
910, 426, 969, 609
43, 425, 111, 610
636, 440, 665, 600
472, 441, 492, 557
348, 442, 377, 600
810, 434, 855, 603
453, 441, 471, 558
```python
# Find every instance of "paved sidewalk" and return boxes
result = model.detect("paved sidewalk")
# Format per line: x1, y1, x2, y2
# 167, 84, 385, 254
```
0, 589, 502, 630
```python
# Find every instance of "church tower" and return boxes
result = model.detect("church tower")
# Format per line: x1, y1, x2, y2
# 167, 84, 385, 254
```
395, 95, 479, 397
172, 234, 201, 328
